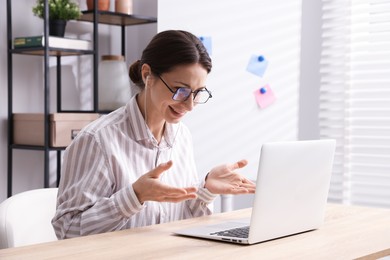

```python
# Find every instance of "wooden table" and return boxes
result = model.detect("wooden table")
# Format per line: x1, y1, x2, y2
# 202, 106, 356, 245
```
0, 204, 389, 259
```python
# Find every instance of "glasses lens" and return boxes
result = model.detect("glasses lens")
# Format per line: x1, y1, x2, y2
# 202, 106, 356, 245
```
194, 89, 211, 104
172, 87, 211, 103
173, 88, 192, 101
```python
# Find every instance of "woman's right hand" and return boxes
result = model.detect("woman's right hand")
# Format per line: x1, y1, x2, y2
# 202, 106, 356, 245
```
132, 161, 198, 204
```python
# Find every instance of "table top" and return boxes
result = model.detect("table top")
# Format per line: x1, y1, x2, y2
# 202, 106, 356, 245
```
0, 203, 390, 259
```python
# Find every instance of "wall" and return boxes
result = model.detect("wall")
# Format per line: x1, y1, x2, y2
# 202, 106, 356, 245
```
230, 0, 323, 212
298, 0, 322, 140
0, 0, 7, 202
158, 0, 303, 212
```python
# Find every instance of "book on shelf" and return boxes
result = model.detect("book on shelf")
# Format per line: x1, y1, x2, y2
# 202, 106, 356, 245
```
14, 35, 92, 50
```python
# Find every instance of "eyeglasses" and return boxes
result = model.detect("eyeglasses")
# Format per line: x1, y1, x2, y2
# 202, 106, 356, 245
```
157, 75, 212, 104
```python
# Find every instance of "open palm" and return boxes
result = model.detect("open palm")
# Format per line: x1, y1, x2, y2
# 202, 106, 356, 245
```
205, 160, 256, 195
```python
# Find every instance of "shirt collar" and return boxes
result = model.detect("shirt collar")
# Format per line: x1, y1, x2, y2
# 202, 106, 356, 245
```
126, 95, 180, 147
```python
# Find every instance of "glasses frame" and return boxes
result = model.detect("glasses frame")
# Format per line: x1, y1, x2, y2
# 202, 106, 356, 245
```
157, 74, 212, 104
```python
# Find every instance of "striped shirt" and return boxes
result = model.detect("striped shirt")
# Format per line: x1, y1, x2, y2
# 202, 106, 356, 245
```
52, 95, 217, 239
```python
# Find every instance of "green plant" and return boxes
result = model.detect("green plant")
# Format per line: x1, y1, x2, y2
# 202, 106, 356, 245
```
32, 0, 82, 20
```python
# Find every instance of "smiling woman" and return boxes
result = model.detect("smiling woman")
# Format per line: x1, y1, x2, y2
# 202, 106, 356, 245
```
52, 30, 256, 239
137, 63, 209, 128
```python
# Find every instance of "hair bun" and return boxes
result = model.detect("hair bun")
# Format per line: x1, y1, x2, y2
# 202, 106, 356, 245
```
129, 60, 144, 87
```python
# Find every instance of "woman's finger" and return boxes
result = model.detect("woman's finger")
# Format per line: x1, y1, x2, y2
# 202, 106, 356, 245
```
159, 193, 198, 202
241, 178, 255, 184
148, 161, 173, 179
229, 159, 248, 171
160, 183, 197, 196
183, 186, 198, 193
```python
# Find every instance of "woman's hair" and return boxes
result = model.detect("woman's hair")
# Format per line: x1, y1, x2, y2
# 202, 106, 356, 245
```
129, 30, 212, 88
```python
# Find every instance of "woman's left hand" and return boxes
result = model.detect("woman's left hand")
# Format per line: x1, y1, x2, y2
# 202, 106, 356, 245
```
204, 159, 256, 195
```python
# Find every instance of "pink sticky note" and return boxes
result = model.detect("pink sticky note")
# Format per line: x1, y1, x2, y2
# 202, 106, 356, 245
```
253, 84, 276, 108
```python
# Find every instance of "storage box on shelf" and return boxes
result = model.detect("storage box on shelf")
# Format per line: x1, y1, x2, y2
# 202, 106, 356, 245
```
13, 113, 100, 147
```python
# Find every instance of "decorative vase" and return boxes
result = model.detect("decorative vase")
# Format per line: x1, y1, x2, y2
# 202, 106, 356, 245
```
98, 55, 130, 110
87, 0, 110, 11
49, 20, 67, 37
115, 0, 133, 14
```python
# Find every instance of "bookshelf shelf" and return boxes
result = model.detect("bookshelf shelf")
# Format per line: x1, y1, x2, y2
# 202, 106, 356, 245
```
10, 144, 66, 151
11, 48, 94, 56
6, 0, 157, 197
79, 10, 157, 26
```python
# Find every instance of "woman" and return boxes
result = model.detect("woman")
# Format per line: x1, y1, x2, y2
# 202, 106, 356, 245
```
52, 30, 255, 239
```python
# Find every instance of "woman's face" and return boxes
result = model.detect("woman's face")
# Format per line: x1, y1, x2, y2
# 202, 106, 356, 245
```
148, 63, 208, 124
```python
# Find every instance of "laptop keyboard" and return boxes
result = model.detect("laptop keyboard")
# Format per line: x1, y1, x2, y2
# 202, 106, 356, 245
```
210, 226, 250, 238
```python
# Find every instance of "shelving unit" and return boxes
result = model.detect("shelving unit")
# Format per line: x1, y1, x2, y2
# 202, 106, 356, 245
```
6, 0, 157, 197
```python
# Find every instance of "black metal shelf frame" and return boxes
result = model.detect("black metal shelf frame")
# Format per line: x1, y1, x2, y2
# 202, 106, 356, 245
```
6, 0, 157, 197
7, 0, 54, 197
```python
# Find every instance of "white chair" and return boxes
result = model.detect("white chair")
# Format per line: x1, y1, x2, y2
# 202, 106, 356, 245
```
0, 188, 58, 249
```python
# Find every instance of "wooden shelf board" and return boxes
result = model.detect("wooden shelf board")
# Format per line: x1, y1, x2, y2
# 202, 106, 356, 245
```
12, 48, 94, 56
79, 10, 157, 26
11, 144, 66, 151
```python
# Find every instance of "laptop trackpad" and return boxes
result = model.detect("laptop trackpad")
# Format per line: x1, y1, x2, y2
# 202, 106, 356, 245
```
175, 218, 250, 236
205, 218, 250, 232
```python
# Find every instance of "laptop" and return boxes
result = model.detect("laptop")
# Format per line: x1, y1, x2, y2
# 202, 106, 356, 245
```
174, 139, 336, 245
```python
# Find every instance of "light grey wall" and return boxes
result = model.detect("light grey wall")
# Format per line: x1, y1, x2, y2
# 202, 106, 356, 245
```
298, 0, 322, 140
232, 0, 323, 211
0, 0, 7, 202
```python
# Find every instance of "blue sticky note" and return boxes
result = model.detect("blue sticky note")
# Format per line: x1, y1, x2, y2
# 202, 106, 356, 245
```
246, 54, 268, 77
199, 36, 212, 56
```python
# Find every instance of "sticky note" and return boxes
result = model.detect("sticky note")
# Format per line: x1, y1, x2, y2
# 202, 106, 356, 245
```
199, 36, 212, 56
253, 84, 276, 108
246, 54, 268, 77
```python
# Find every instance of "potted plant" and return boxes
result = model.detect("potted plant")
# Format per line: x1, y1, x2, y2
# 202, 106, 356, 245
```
32, 0, 82, 37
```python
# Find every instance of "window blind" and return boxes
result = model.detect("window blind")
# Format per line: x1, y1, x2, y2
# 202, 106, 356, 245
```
320, 0, 390, 208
